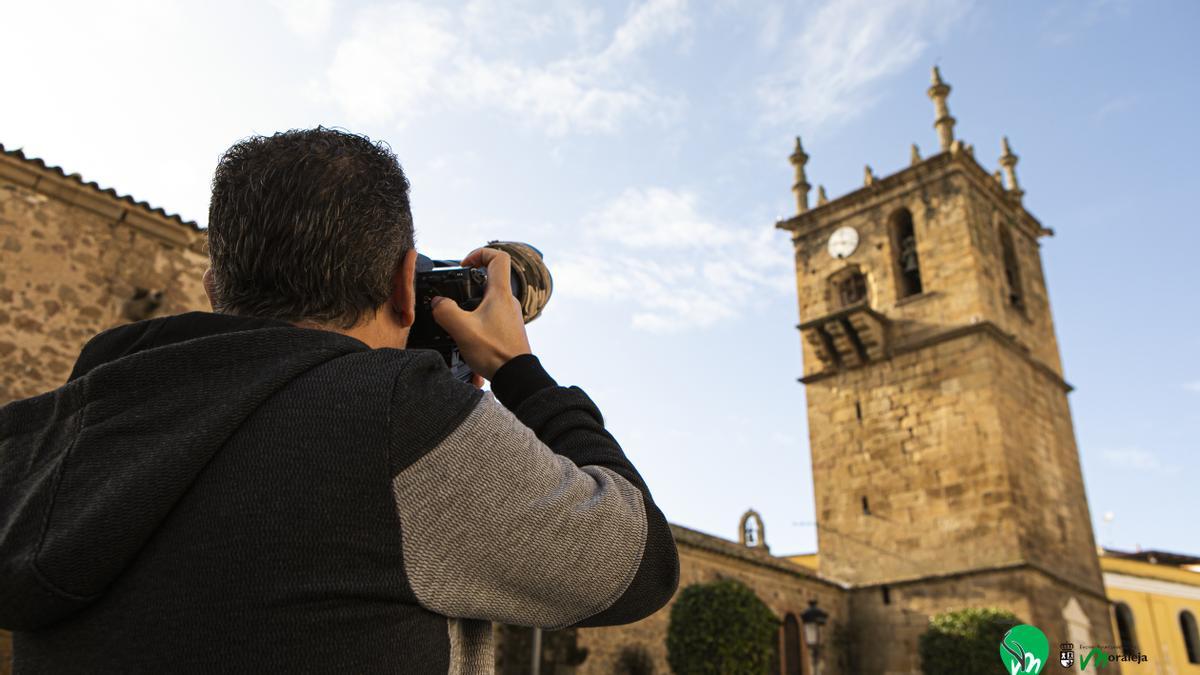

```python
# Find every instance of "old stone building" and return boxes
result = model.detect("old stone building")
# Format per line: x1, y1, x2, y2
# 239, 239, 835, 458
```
769, 66, 1114, 673
1, 68, 1183, 675
0, 144, 210, 401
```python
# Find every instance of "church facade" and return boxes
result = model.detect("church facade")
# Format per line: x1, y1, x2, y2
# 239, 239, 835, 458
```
2, 69, 1196, 675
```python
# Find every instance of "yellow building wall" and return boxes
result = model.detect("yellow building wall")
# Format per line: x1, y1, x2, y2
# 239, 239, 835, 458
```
1103, 559, 1200, 675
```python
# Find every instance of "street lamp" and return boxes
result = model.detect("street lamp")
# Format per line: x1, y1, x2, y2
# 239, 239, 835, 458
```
800, 599, 828, 675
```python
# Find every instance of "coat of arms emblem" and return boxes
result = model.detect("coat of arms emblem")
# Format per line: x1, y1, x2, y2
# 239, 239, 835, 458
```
1059, 643, 1075, 668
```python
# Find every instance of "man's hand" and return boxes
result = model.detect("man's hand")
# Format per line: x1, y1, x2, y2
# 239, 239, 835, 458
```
431, 247, 533, 381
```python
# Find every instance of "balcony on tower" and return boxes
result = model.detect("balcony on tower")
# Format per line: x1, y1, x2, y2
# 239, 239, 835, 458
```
798, 303, 891, 378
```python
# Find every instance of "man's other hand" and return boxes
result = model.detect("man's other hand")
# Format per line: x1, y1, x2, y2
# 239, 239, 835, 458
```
431, 247, 533, 380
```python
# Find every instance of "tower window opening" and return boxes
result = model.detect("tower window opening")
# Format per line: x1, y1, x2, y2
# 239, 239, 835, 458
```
891, 208, 923, 297
999, 224, 1024, 309
1181, 611, 1200, 664
1113, 602, 1139, 655
881, 585, 891, 604
855, 400, 863, 422
861, 496, 870, 515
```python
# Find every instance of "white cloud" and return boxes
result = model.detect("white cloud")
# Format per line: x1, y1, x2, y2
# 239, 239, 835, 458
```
1092, 95, 1136, 125
553, 187, 794, 333
756, 0, 971, 130
1101, 447, 1169, 472
460, 0, 556, 48
596, 0, 690, 66
317, 0, 690, 135
1040, 0, 1130, 46
1184, 380, 1200, 393
758, 3, 785, 52
586, 188, 738, 249
324, 3, 458, 127
268, 0, 334, 40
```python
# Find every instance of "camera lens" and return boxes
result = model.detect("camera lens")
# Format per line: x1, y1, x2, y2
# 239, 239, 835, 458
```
486, 241, 553, 323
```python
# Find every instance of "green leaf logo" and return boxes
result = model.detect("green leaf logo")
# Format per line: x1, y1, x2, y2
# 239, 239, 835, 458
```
999, 624, 1048, 674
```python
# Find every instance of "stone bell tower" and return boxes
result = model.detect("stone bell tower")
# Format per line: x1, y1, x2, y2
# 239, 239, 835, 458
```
777, 67, 1114, 672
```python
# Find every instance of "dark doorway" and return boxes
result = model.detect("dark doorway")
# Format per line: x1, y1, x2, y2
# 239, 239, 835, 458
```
783, 613, 804, 675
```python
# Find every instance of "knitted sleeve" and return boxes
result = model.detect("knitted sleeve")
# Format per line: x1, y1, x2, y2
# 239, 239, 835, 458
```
387, 351, 678, 628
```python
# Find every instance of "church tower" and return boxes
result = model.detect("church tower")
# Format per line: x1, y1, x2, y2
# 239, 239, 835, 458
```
777, 68, 1114, 670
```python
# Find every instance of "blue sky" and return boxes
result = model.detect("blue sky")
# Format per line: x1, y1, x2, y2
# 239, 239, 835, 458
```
2, 0, 1195, 557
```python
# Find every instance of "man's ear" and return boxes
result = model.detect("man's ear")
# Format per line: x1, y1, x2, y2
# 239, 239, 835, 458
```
393, 249, 418, 329
202, 268, 217, 311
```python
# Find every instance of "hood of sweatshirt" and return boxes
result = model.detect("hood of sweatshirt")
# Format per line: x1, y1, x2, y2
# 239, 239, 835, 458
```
0, 311, 374, 630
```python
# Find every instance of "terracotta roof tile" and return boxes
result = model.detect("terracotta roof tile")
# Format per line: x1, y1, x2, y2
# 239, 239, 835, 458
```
0, 142, 201, 232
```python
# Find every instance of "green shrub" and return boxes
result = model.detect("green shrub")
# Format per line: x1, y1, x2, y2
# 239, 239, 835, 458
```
666, 578, 779, 675
918, 607, 1021, 675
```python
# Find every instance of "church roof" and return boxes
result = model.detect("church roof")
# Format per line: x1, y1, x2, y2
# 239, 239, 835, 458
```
0, 142, 200, 233
1103, 548, 1200, 567
669, 523, 845, 588
1101, 551, 1200, 588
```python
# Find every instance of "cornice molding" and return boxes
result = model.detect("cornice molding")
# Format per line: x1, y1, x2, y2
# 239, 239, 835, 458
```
0, 144, 203, 249
800, 320, 1073, 393
852, 560, 1109, 604
1104, 572, 1200, 601
775, 151, 1047, 243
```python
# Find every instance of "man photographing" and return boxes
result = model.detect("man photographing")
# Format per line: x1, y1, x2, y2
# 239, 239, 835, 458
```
0, 127, 679, 673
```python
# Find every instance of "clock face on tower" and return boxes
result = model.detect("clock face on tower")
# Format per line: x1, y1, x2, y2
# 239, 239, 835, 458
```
827, 226, 859, 259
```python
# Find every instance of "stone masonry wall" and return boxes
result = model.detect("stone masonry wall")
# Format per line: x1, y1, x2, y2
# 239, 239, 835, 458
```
805, 330, 1106, 599
962, 185, 1064, 375
805, 332, 1025, 586
0, 179, 208, 404
790, 160, 1064, 381
848, 567, 1115, 675
791, 169, 994, 374
990, 338, 1106, 593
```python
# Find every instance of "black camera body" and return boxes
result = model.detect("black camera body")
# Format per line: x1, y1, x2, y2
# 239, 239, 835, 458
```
408, 242, 552, 383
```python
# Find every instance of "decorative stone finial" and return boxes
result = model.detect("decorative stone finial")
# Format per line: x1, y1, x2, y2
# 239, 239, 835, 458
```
927, 66, 956, 152
910, 143, 921, 166
817, 185, 829, 205
789, 136, 812, 214
993, 169, 1003, 185
965, 143, 974, 157
864, 165, 876, 186
999, 136, 1024, 202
